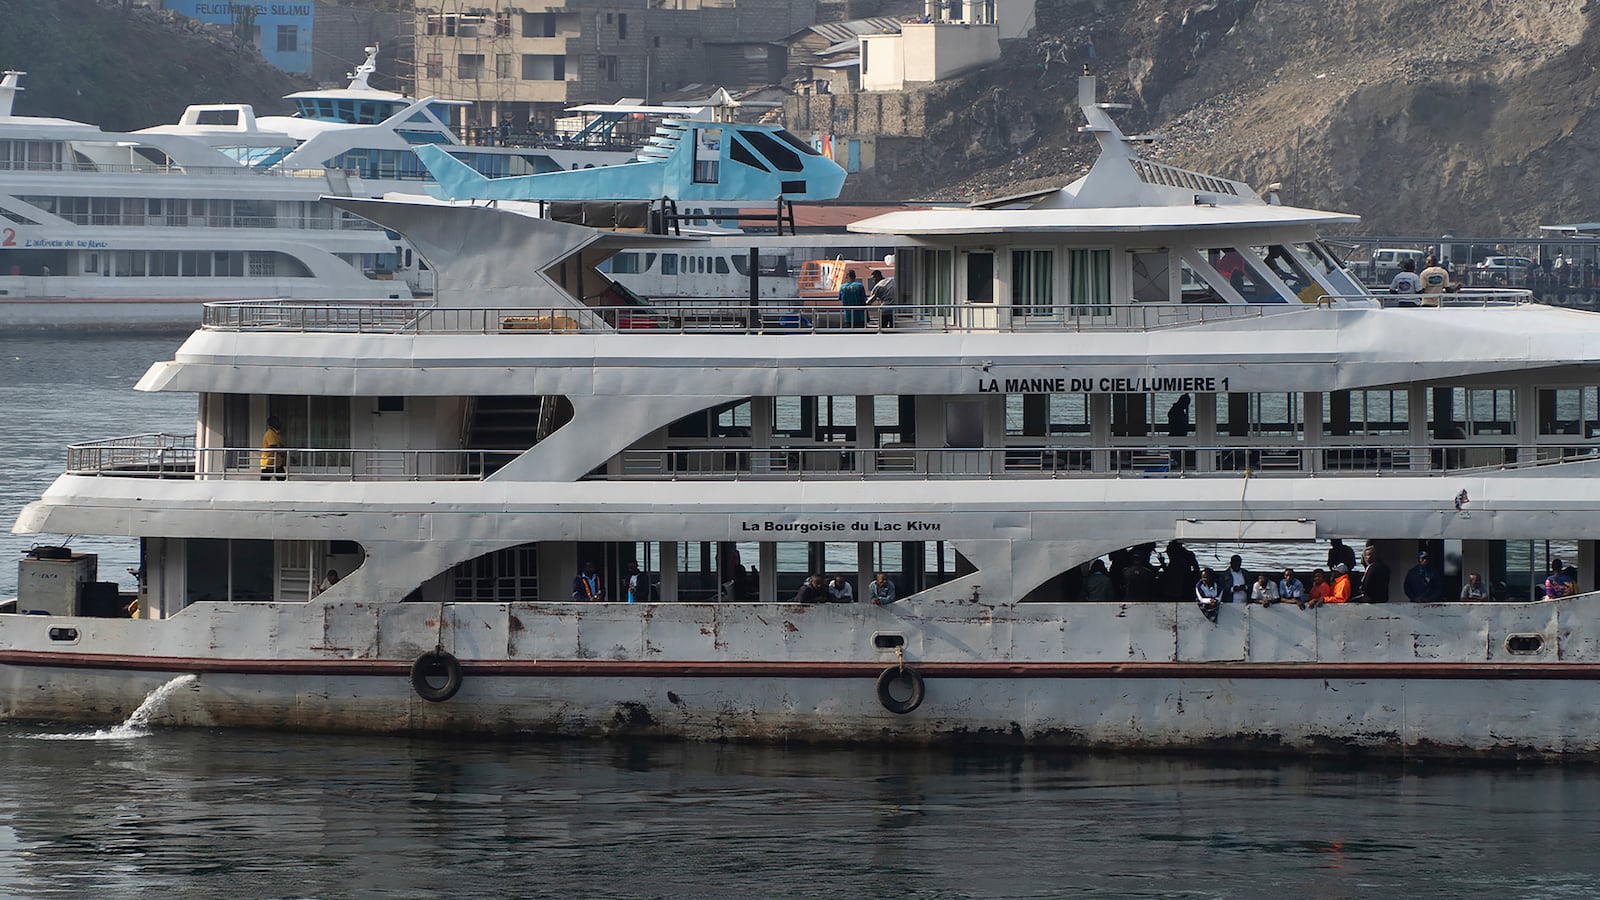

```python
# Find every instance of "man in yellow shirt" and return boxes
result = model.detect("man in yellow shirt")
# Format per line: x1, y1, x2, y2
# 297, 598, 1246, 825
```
1417, 255, 1452, 306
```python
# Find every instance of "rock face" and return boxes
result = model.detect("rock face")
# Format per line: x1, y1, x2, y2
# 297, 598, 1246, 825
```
856, 0, 1600, 235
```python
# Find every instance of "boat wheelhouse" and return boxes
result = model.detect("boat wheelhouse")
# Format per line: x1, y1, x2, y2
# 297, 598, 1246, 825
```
9, 75, 1600, 758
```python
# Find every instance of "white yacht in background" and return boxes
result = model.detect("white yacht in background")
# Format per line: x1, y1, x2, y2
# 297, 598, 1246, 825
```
0, 47, 640, 327
12, 73, 1600, 760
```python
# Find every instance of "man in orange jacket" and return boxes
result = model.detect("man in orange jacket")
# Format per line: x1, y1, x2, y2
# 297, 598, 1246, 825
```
1329, 562, 1353, 604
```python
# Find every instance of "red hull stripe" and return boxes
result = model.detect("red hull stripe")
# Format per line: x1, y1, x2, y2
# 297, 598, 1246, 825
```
3, 651, 1600, 680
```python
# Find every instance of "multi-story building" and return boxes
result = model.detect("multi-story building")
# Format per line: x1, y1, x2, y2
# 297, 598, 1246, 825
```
413, 1, 815, 134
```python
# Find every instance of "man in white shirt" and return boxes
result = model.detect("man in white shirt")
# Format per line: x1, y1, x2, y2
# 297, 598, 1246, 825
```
1390, 258, 1423, 294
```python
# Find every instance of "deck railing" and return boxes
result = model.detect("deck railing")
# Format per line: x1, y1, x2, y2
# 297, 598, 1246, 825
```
66, 435, 520, 481
63, 435, 1600, 481
610, 443, 1597, 480
200, 292, 1538, 336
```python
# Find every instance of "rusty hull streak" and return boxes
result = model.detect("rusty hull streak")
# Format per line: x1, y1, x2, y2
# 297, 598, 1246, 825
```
5, 651, 1600, 680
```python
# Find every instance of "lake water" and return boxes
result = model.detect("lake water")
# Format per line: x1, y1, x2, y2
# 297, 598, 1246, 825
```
3, 722, 1600, 898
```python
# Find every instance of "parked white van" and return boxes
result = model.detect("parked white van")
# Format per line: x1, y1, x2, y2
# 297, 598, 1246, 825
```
1371, 248, 1426, 281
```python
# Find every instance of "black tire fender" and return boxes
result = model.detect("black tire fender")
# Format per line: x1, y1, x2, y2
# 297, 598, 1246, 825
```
875, 665, 925, 715
410, 650, 463, 703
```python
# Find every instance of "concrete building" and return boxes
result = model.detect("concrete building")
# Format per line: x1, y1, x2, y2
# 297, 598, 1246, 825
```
413, 1, 816, 133
159, 0, 316, 75
859, 0, 1034, 92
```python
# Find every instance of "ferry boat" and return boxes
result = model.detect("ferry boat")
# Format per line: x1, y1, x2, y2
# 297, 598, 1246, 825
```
0, 46, 642, 327
10, 73, 1600, 759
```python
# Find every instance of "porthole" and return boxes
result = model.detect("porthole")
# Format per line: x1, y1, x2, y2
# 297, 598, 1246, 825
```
48, 627, 79, 643
1505, 633, 1544, 655
872, 633, 905, 649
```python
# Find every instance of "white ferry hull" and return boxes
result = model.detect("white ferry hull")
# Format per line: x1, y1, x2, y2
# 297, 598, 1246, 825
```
3, 596, 1595, 759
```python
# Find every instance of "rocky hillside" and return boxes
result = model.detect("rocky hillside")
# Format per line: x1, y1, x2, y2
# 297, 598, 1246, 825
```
0, 0, 309, 129
862, 0, 1599, 236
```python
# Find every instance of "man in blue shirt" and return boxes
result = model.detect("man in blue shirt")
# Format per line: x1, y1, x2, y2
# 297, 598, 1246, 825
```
572, 561, 603, 601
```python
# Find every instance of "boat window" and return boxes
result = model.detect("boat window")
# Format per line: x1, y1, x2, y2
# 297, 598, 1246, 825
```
184, 538, 276, 604
1259, 244, 1326, 303
1011, 249, 1054, 315
668, 400, 752, 439
874, 395, 915, 446
451, 543, 540, 603
1010, 393, 1088, 442
1130, 251, 1170, 303
693, 127, 722, 183
770, 396, 855, 442
1067, 248, 1111, 316
918, 249, 953, 313
1206, 247, 1284, 303
1216, 392, 1305, 440
1538, 387, 1600, 437
738, 130, 804, 172
731, 255, 750, 277
730, 137, 770, 172
1428, 387, 1516, 438
1323, 390, 1409, 437
610, 252, 640, 275
714, 257, 730, 275
774, 129, 823, 157
1299, 242, 1365, 298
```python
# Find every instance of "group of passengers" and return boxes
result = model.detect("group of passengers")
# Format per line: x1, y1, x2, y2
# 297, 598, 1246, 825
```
795, 572, 898, 605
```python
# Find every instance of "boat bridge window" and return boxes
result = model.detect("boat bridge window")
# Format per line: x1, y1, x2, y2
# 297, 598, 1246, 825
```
774, 129, 823, 157
730, 137, 770, 173
0, 140, 66, 171
1207, 246, 1284, 303
737, 130, 803, 172
1538, 387, 1600, 437
693, 127, 722, 183
1429, 387, 1517, 438
1260, 244, 1323, 303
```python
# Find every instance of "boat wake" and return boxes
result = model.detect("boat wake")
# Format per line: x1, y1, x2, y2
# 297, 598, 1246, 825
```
31, 673, 197, 741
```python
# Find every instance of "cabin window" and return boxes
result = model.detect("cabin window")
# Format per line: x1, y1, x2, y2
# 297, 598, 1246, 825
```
1539, 387, 1600, 437
1130, 251, 1170, 302
1323, 390, 1409, 437
1429, 387, 1516, 438
693, 128, 721, 183
269, 395, 352, 467
662, 255, 679, 276
714, 257, 730, 275
185, 539, 276, 604
965, 252, 995, 303
1011, 249, 1053, 315
1067, 248, 1111, 316
610, 252, 640, 275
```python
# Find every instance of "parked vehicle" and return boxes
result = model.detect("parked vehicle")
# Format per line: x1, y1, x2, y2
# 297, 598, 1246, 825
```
1371, 248, 1425, 282
1476, 256, 1535, 284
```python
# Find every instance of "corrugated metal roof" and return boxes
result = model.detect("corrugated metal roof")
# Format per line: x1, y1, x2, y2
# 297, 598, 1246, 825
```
787, 17, 901, 45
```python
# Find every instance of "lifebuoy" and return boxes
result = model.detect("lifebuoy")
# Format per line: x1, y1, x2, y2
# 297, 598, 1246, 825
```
410, 650, 462, 703
875, 665, 924, 715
